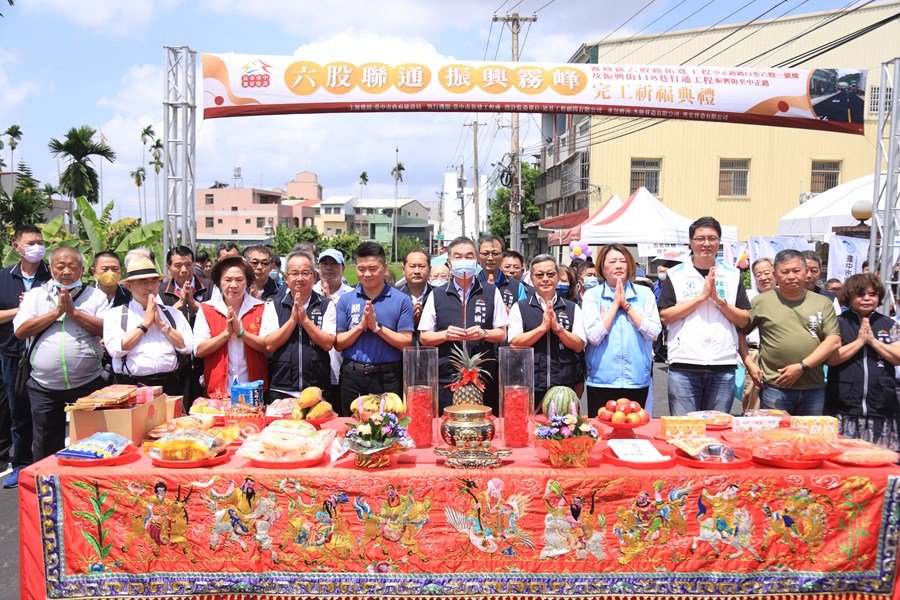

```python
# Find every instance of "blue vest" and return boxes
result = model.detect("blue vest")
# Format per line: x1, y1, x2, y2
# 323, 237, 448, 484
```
516, 293, 584, 397
268, 288, 332, 391
431, 278, 500, 408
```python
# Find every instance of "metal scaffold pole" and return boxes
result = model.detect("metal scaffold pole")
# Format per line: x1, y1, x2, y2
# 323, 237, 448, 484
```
163, 46, 197, 259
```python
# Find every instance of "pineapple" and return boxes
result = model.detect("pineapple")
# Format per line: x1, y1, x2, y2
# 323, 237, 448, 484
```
447, 344, 494, 405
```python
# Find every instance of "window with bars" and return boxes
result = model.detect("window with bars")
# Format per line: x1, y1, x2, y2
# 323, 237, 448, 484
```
811, 160, 841, 193
630, 158, 661, 195
719, 159, 749, 197
204, 194, 214, 205
869, 86, 893, 114
205, 217, 214, 227
256, 217, 265, 228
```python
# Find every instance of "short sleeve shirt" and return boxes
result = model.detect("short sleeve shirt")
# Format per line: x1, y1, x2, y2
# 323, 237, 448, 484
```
336, 283, 414, 364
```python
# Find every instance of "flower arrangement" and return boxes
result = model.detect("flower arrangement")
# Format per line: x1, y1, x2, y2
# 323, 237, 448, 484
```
341, 401, 414, 468
533, 400, 598, 468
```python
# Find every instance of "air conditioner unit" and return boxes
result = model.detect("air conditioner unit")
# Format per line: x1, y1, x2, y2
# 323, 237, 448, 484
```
799, 192, 819, 204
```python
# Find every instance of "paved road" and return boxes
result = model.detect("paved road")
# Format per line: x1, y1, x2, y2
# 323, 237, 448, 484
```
0, 364, 740, 598
813, 90, 865, 125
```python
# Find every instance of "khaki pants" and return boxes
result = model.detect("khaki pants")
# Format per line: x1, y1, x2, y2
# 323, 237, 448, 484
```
742, 348, 761, 412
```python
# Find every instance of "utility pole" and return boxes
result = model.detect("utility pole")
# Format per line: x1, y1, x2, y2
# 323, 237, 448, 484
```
494, 11, 536, 252
457, 163, 466, 238
393, 145, 399, 262
465, 120, 485, 234
435, 189, 445, 253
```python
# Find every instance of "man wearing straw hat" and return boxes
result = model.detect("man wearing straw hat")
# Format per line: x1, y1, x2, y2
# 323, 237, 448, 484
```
102, 256, 193, 396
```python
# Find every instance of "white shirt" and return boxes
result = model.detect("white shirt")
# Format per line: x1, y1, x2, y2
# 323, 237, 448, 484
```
103, 297, 193, 376
193, 293, 265, 394
14, 283, 108, 389
312, 280, 353, 384
418, 280, 510, 332
507, 294, 586, 342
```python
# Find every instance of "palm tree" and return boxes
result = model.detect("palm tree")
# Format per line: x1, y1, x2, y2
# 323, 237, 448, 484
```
390, 155, 405, 261
48, 126, 117, 205
139, 125, 154, 221
390, 162, 405, 183
150, 157, 163, 221
4, 124, 22, 171
130, 166, 147, 222
359, 171, 368, 200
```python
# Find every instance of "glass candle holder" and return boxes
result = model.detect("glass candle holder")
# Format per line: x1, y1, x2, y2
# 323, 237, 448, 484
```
403, 346, 439, 448
498, 346, 534, 448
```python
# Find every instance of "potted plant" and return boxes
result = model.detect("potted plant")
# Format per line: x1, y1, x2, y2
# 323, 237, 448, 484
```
342, 401, 414, 468
533, 400, 599, 468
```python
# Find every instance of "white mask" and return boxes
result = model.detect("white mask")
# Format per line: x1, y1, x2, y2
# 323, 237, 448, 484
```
450, 259, 477, 279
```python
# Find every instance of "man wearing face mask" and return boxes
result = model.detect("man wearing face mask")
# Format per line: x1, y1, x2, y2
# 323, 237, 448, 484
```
91, 251, 131, 309
13, 247, 108, 466
419, 236, 509, 412
0, 225, 51, 488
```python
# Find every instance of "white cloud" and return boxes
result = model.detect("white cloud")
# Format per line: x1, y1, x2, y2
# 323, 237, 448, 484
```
23, 0, 178, 36
0, 49, 41, 112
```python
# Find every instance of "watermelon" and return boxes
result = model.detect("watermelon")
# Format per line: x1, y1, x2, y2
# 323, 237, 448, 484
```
541, 386, 579, 416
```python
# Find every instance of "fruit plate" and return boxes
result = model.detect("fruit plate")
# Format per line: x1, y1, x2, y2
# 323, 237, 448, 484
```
150, 449, 232, 469
829, 455, 899, 468
246, 454, 329, 469
601, 446, 676, 469
57, 444, 141, 467
752, 455, 824, 469
595, 419, 647, 440
264, 415, 335, 429
675, 448, 752, 469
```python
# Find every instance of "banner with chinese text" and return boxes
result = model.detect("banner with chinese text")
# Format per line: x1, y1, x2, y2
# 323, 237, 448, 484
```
202, 53, 866, 135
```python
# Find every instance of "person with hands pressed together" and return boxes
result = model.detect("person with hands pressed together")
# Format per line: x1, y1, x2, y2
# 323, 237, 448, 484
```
193, 256, 268, 399
398, 247, 433, 332
261, 250, 336, 402
583, 244, 661, 414
313, 248, 355, 406
824, 273, 900, 450
477, 234, 526, 309
13, 247, 109, 464
419, 236, 509, 411
508, 254, 585, 406
334, 242, 414, 416
738, 258, 776, 412
742, 249, 840, 416
658, 216, 750, 415
243, 245, 281, 301
103, 257, 193, 396
159, 245, 212, 324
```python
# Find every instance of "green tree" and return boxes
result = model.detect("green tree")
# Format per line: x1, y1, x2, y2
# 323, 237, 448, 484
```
359, 171, 368, 200
326, 233, 361, 261
272, 224, 299, 256
0, 161, 51, 247
129, 166, 146, 221
139, 125, 154, 219
48, 125, 117, 205
396, 235, 424, 261
4, 124, 21, 171
149, 137, 163, 220
487, 162, 540, 239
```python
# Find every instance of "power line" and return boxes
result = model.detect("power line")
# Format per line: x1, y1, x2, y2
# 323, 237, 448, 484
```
493, 23, 506, 60
608, 0, 717, 64
648, 0, 762, 64
681, 1, 788, 65
533, 0, 557, 14
597, 0, 690, 61
777, 8, 900, 68
593, 0, 659, 47
483, 19, 495, 61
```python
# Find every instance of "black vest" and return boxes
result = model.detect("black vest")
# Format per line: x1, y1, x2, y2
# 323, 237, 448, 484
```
516, 293, 584, 396
268, 288, 332, 391
432, 279, 499, 384
483, 271, 522, 309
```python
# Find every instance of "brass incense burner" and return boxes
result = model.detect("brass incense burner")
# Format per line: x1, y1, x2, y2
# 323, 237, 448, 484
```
436, 404, 509, 468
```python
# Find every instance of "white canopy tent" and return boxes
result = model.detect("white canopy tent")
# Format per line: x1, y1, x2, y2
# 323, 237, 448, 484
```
777, 173, 885, 239
581, 187, 739, 244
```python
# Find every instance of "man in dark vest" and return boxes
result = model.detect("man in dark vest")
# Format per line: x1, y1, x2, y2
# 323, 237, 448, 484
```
508, 254, 586, 405
397, 247, 433, 344
477, 234, 526, 310
419, 236, 509, 412
260, 250, 336, 401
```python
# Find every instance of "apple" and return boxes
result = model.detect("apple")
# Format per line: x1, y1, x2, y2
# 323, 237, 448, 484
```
636, 409, 650, 423
626, 413, 642, 424
597, 408, 613, 422
615, 399, 631, 414
611, 411, 627, 424
628, 401, 642, 414
605, 400, 618, 413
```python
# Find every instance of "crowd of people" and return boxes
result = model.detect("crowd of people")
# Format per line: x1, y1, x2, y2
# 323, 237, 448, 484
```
0, 215, 897, 488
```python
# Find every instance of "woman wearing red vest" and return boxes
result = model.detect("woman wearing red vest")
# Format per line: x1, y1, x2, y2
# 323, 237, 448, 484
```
193, 255, 269, 397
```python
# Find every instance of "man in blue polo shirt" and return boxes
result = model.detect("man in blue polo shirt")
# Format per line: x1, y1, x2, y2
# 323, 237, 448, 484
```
477, 234, 526, 310
0, 225, 51, 488
335, 242, 414, 416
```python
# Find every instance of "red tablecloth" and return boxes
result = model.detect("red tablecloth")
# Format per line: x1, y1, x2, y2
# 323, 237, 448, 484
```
19, 419, 900, 600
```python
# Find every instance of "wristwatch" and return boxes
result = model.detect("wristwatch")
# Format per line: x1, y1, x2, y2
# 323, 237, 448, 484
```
137, 324, 149, 334
800, 360, 810, 372
373, 322, 383, 333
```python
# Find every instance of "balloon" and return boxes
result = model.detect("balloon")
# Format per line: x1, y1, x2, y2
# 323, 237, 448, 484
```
572, 246, 583, 257
583, 247, 593, 258
569, 240, 579, 250
580, 240, 589, 251
569, 251, 578, 261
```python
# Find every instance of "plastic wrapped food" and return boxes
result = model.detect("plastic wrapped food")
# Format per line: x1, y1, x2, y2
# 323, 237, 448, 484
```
827, 438, 900, 465
266, 397, 296, 417
57, 432, 132, 460
237, 425, 335, 463
743, 408, 792, 427
686, 410, 733, 427
190, 397, 231, 415
144, 428, 226, 461
148, 415, 215, 438
744, 428, 841, 461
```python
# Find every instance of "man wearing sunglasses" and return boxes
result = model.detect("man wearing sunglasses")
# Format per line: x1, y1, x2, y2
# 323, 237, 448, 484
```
741, 249, 841, 416
244, 245, 281, 301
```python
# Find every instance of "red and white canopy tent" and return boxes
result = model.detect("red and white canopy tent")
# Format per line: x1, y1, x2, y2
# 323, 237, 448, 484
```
579, 187, 738, 245
545, 195, 624, 246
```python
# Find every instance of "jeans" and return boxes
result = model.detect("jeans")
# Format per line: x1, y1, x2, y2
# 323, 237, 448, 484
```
0, 353, 32, 469
761, 385, 825, 416
667, 367, 736, 416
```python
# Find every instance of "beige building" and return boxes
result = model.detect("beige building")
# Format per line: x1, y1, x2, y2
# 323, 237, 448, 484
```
534, 1, 899, 247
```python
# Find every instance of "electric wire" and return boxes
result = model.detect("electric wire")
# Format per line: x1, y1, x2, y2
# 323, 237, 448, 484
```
649, 0, 762, 64
597, 0, 691, 61
680, 1, 788, 65
592, 0, 659, 47
608, 0, 717, 64
533, 0, 557, 14
483, 19, 495, 61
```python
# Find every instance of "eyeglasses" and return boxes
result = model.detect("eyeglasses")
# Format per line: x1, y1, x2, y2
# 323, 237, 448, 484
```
480, 250, 502, 257
855, 290, 879, 298
248, 260, 271, 267
532, 271, 558, 280
692, 236, 720, 244
286, 270, 315, 279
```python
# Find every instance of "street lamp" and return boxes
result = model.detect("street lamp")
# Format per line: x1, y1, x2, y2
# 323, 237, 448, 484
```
851, 199, 873, 225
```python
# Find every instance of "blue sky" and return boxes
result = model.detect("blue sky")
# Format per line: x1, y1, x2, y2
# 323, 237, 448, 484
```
0, 0, 874, 222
